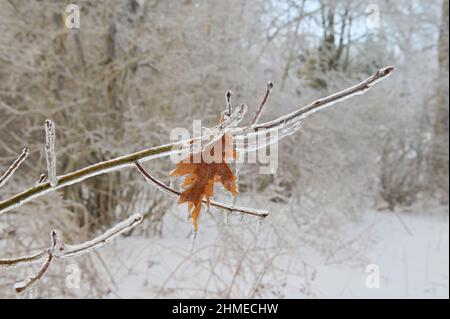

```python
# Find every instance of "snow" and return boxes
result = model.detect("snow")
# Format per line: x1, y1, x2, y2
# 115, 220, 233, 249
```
86, 202, 448, 299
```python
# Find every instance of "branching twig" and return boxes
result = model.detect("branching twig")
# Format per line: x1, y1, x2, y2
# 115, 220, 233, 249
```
0, 147, 29, 188
57, 213, 143, 258
135, 161, 269, 218
249, 81, 274, 127
0, 214, 143, 293
36, 174, 46, 185
13, 234, 57, 294
252, 66, 394, 130
0, 66, 395, 295
44, 119, 57, 187
0, 250, 48, 268
0, 67, 394, 216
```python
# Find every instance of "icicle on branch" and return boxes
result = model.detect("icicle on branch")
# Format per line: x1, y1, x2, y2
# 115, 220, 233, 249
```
0, 67, 394, 216
0, 147, 29, 189
0, 214, 143, 293
44, 119, 57, 187
135, 161, 269, 218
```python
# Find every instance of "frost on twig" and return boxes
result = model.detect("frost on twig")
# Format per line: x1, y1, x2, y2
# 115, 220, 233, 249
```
0, 147, 29, 188
14, 251, 53, 294
57, 213, 143, 258
44, 119, 57, 187
0, 67, 394, 217
0, 66, 395, 296
1, 214, 143, 293
135, 161, 269, 219
0, 250, 48, 268
248, 66, 394, 131
225, 90, 233, 117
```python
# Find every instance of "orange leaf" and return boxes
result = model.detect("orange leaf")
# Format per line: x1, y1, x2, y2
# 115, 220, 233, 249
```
170, 132, 238, 231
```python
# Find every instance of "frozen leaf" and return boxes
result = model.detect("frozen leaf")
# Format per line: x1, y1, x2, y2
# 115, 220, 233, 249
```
170, 132, 238, 231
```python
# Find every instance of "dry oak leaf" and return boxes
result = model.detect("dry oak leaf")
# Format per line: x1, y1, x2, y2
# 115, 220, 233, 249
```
170, 132, 238, 231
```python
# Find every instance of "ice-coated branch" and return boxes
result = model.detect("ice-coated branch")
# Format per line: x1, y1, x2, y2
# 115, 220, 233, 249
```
56, 213, 143, 258
219, 103, 248, 130
252, 66, 394, 131
135, 161, 269, 218
225, 90, 233, 116
249, 81, 274, 127
0, 147, 29, 188
44, 119, 57, 187
14, 251, 53, 294
0, 67, 394, 216
0, 249, 48, 268
1, 214, 143, 293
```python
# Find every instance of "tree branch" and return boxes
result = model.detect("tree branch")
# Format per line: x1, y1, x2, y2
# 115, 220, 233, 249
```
135, 161, 269, 218
44, 119, 57, 187
225, 90, 233, 117
0, 67, 394, 217
249, 81, 274, 127
1, 214, 143, 293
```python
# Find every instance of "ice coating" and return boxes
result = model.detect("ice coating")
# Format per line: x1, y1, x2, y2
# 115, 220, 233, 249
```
59, 214, 143, 258
0, 67, 394, 217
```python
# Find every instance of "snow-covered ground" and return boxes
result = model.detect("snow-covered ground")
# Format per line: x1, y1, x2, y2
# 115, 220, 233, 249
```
90, 203, 448, 299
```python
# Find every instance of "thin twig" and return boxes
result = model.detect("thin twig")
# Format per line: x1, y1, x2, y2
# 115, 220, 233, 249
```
219, 103, 248, 130
44, 119, 57, 187
14, 251, 53, 294
0, 147, 29, 188
253, 66, 394, 130
249, 81, 274, 127
135, 161, 269, 218
225, 90, 233, 116
36, 174, 46, 184
58, 213, 143, 258
393, 210, 414, 236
